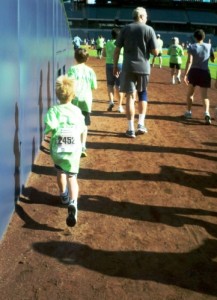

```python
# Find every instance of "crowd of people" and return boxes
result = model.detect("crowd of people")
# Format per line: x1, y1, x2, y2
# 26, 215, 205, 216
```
45, 7, 216, 228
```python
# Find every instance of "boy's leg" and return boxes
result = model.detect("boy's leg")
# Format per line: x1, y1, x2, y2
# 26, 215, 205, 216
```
159, 56, 162, 68
57, 170, 69, 204
67, 174, 79, 201
66, 174, 79, 227
107, 84, 115, 111
171, 68, 175, 84
81, 125, 88, 150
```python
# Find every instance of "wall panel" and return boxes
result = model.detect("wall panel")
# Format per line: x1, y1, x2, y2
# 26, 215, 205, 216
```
0, 0, 73, 240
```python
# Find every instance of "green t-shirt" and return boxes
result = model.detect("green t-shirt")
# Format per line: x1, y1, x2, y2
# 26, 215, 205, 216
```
68, 63, 97, 112
44, 102, 85, 173
105, 39, 123, 64
167, 44, 184, 64
96, 37, 104, 49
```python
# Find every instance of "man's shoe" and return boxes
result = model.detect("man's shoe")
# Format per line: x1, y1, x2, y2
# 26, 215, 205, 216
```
107, 102, 114, 112
137, 124, 148, 134
125, 130, 136, 138
66, 200, 77, 227
205, 113, 211, 125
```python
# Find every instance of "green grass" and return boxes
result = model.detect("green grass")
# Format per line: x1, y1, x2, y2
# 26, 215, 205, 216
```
84, 46, 217, 79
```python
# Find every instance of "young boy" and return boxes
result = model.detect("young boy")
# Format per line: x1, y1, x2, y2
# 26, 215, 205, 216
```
44, 75, 85, 227
102, 27, 124, 113
68, 48, 97, 157
167, 37, 184, 84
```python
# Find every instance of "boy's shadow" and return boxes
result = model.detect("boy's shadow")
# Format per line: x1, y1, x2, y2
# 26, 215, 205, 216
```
33, 238, 217, 296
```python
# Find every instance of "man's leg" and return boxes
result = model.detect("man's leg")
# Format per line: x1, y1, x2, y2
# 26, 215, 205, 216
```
125, 92, 136, 137
137, 90, 148, 134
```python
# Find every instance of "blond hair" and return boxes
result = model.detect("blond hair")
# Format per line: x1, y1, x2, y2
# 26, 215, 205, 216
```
55, 75, 74, 104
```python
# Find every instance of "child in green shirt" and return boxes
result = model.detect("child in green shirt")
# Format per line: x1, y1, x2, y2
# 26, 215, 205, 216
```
68, 48, 97, 157
167, 37, 184, 84
44, 75, 85, 227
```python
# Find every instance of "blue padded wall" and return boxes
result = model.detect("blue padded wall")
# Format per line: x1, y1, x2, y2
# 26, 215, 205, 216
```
0, 0, 19, 239
0, 0, 73, 239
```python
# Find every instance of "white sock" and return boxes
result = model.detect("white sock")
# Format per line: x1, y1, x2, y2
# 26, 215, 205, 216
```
128, 120, 134, 131
138, 114, 145, 126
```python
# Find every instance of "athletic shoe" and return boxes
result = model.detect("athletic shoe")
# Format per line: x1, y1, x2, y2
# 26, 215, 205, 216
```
125, 130, 136, 138
118, 106, 124, 113
60, 192, 69, 205
177, 76, 181, 84
81, 147, 87, 157
66, 200, 77, 227
137, 124, 148, 134
205, 113, 211, 125
107, 102, 114, 112
184, 111, 192, 119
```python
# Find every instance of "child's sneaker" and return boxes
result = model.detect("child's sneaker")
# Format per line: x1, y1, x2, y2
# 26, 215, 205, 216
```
177, 76, 181, 84
205, 113, 211, 125
184, 111, 192, 119
66, 200, 77, 227
60, 191, 69, 205
107, 102, 114, 112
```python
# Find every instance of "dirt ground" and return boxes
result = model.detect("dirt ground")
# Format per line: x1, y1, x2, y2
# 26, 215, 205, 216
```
0, 57, 217, 300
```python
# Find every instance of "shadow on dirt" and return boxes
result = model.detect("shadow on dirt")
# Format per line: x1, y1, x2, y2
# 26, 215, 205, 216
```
79, 164, 217, 198
78, 195, 217, 238
32, 238, 217, 296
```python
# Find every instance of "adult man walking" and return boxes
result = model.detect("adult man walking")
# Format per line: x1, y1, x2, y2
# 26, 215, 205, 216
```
113, 7, 158, 138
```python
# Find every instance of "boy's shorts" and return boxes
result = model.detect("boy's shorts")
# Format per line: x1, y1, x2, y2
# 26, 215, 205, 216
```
106, 63, 122, 87
55, 165, 78, 176
120, 72, 149, 93
188, 68, 211, 88
82, 111, 91, 126
170, 63, 181, 70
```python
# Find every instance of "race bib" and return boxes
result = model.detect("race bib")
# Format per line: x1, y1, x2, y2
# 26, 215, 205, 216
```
56, 127, 80, 153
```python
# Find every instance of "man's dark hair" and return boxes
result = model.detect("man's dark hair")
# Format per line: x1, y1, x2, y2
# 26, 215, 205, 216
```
74, 48, 89, 63
194, 29, 205, 42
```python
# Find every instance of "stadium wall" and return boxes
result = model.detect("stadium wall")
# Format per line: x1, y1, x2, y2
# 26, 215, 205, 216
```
0, 0, 73, 240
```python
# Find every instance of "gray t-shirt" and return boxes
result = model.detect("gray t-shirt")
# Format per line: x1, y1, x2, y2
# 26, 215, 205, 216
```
116, 22, 158, 74
188, 43, 213, 70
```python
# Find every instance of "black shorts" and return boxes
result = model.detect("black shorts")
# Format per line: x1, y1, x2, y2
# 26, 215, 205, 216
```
55, 165, 77, 176
170, 62, 181, 70
188, 68, 211, 88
